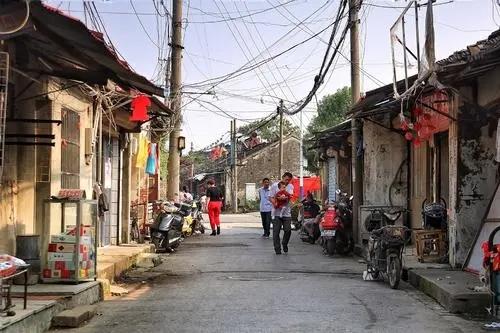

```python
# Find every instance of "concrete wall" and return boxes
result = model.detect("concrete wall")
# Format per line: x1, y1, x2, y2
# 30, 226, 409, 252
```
237, 137, 301, 202
451, 69, 500, 266
362, 120, 408, 207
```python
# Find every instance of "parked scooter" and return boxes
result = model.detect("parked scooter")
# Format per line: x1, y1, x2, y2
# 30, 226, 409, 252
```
150, 202, 190, 252
364, 207, 409, 289
182, 200, 206, 237
299, 194, 322, 244
319, 190, 354, 256
366, 225, 409, 289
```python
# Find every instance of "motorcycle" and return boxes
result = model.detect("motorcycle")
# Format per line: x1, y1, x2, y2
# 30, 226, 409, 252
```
319, 191, 354, 256
364, 207, 409, 289
299, 200, 322, 244
366, 225, 410, 289
182, 201, 206, 237
150, 202, 190, 252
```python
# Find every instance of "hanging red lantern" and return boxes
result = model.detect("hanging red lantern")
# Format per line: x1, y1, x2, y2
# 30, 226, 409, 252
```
130, 95, 151, 122
404, 132, 414, 141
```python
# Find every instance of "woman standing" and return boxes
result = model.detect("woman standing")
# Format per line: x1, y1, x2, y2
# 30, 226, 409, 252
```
206, 179, 223, 236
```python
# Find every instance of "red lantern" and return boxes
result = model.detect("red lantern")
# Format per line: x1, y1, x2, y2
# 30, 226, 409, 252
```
413, 107, 424, 117
404, 132, 413, 141
130, 95, 151, 122
400, 119, 409, 131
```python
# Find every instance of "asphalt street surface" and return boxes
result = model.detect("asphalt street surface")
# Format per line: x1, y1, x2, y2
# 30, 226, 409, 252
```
58, 213, 482, 333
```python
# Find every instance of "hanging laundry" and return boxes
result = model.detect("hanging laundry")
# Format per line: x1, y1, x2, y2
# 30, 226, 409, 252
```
146, 143, 158, 175
135, 136, 149, 169
130, 95, 151, 122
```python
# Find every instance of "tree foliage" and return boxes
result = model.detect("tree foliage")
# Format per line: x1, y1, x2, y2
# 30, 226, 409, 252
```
305, 87, 352, 173
238, 116, 299, 141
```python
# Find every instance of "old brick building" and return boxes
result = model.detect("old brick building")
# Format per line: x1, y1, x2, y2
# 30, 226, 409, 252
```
231, 135, 301, 205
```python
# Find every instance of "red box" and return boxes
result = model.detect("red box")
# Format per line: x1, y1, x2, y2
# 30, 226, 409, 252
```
66, 226, 92, 237
48, 244, 57, 252
61, 270, 70, 279
43, 269, 52, 278
54, 261, 65, 270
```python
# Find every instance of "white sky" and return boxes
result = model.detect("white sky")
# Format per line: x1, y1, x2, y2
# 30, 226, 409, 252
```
46, 0, 499, 150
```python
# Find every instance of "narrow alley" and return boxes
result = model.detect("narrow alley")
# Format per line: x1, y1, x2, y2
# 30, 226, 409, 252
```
55, 214, 480, 333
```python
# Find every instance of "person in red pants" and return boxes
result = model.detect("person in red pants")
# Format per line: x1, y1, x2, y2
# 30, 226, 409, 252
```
206, 179, 224, 236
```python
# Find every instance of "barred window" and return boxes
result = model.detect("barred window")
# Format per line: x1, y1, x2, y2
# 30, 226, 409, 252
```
61, 108, 80, 189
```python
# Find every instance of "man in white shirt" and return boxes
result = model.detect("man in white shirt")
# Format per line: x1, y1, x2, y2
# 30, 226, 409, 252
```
258, 178, 273, 238
269, 172, 294, 255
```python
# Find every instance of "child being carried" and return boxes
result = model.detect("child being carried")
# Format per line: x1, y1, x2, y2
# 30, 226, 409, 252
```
274, 181, 292, 218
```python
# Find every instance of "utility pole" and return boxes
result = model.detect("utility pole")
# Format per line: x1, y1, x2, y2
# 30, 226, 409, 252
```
231, 119, 238, 213
299, 108, 304, 201
350, 0, 362, 245
166, 0, 183, 201
278, 99, 284, 179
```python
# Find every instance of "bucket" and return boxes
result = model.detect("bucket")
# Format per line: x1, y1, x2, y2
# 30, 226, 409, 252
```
16, 235, 40, 260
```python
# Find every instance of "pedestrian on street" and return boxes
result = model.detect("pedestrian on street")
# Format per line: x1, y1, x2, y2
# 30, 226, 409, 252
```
270, 172, 294, 254
206, 179, 223, 236
258, 178, 273, 237
181, 185, 193, 203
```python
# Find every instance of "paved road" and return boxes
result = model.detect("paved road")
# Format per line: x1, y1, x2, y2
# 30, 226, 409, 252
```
63, 214, 482, 333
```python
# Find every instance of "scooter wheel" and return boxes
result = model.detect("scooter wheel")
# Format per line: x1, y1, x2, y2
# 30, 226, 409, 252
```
326, 239, 336, 256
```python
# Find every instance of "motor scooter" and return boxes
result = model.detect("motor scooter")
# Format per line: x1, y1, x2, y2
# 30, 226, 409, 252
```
182, 201, 206, 237
319, 196, 353, 256
150, 202, 190, 252
364, 207, 409, 289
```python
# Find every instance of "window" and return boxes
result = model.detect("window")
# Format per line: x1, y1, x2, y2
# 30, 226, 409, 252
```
61, 108, 80, 189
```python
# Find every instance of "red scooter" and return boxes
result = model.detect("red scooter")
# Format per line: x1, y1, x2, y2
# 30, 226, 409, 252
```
319, 202, 353, 256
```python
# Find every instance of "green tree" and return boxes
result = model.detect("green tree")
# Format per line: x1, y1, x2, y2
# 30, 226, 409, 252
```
305, 87, 352, 173
238, 117, 299, 141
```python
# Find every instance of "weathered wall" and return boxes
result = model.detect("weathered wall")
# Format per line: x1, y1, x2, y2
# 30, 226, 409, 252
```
48, 81, 93, 237
237, 137, 300, 202
362, 120, 408, 207
453, 70, 500, 266
0, 42, 42, 253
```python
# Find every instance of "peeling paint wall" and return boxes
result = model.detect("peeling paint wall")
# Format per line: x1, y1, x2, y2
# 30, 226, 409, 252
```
363, 120, 408, 207
453, 71, 500, 266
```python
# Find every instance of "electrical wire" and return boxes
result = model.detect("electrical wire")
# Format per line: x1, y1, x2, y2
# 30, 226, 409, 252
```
184, 0, 335, 89
130, 0, 161, 49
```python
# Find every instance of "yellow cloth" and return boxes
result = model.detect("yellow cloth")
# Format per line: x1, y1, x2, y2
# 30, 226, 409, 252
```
135, 136, 149, 169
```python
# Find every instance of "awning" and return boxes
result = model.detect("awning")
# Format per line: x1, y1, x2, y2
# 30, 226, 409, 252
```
1, 1, 164, 97
309, 119, 352, 149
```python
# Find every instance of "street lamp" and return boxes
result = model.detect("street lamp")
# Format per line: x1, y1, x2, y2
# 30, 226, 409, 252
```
178, 136, 186, 151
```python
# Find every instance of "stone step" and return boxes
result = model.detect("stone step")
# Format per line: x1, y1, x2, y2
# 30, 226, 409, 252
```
52, 305, 97, 328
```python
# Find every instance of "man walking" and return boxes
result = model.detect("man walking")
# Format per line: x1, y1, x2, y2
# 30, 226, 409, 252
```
270, 172, 294, 255
258, 178, 273, 238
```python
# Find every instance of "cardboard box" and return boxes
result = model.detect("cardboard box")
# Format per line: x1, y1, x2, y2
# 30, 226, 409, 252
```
50, 234, 92, 244
48, 252, 83, 262
61, 270, 72, 279
80, 260, 93, 270
66, 226, 93, 237
79, 269, 88, 278
42, 269, 51, 278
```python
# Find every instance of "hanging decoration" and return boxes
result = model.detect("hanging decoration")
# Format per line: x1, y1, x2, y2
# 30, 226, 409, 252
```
130, 95, 151, 122
399, 90, 450, 147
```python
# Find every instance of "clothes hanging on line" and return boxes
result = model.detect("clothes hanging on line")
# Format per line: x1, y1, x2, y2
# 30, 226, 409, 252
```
146, 143, 158, 175
135, 136, 149, 169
